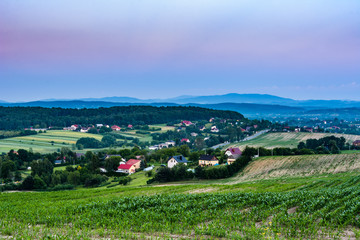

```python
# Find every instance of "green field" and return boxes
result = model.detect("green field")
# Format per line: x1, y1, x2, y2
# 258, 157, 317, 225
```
0, 131, 102, 154
232, 153, 360, 183
2, 152, 360, 239
1, 172, 360, 239
227, 132, 360, 150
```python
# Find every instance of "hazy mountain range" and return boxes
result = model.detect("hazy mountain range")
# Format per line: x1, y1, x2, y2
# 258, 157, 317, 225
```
1, 93, 360, 119
34, 93, 360, 108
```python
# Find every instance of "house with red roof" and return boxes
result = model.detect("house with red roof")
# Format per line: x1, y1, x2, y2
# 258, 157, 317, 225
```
116, 159, 142, 174
117, 164, 136, 174
182, 120, 194, 126
126, 159, 141, 169
111, 125, 121, 131
128, 124, 133, 129
181, 138, 190, 143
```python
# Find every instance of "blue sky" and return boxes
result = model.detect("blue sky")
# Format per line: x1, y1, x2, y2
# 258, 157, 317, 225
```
0, 0, 359, 102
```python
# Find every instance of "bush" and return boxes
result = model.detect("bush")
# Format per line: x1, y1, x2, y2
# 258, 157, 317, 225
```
84, 174, 108, 187
119, 177, 132, 185
1, 183, 19, 191
145, 170, 153, 177
76, 137, 102, 149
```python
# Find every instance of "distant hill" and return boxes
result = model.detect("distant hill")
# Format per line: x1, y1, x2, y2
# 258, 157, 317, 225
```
2, 100, 360, 119
2, 93, 360, 119
21, 93, 360, 109
187, 102, 304, 114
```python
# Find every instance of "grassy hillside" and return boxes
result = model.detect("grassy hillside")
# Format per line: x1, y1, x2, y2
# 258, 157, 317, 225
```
227, 132, 360, 150
233, 153, 360, 183
0, 130, 103, 153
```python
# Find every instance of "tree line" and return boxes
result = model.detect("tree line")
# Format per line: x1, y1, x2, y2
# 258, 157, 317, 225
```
0, 106, 245, 130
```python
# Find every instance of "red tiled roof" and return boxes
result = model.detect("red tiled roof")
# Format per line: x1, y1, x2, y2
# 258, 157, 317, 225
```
126, 159, 141, 166
118, 164, 133, 170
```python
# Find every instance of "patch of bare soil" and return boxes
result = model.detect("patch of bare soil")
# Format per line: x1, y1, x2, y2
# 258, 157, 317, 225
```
187, 188, 216, 194
287, 206, 299, 214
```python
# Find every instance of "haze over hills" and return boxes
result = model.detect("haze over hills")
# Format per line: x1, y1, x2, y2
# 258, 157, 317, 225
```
2, 93, 360, 119
6, 93, 360, 108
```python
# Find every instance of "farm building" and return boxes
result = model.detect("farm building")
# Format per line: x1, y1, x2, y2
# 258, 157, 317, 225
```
168, 155, 188, 168
353, 140, 360, 147
198, 155, 219, 166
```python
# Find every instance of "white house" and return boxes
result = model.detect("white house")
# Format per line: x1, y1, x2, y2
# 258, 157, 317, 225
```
167, 155, 188, 168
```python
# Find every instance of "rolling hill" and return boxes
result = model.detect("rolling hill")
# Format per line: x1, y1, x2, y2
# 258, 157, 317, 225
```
226, 132, 360, 150
0, 130, 103, 154
233, 153, 360, 183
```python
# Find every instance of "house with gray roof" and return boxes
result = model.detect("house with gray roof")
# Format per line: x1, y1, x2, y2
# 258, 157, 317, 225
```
167, 155, 188, 168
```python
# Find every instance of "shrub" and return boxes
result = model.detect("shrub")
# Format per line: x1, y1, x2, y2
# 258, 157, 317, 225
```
119, 177, 132, 185
33, 175, 47, 190
84, 174, 108, 187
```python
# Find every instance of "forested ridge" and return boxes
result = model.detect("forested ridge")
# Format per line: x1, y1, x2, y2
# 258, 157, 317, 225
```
0, 106, 244, 130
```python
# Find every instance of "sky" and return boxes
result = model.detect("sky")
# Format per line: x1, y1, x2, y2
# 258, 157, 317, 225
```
0, 0, 359, 102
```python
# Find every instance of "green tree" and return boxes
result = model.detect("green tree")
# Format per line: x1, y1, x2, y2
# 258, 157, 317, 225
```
195, 137, 206, 150
22, 176, 34, 190
88, 155, 101, 172
31, 159, 54, 178
1, 160, 16, 179
33, 175, 47, 189
67, 171, 80, 185
104, 157, 121, 172
101, 135, 117, 147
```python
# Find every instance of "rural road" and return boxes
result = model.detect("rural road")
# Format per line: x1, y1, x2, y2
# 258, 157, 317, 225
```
211, 129, 270, 149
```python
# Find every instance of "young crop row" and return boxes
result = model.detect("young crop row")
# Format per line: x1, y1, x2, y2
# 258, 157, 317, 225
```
1, 184, 360, 239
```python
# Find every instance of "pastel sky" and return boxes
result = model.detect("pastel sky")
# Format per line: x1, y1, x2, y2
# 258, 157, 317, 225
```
0, 0, 359, 102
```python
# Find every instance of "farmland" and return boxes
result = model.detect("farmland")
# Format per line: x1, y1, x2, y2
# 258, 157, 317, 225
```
233, 153, 360, 183
0, 131, 102, 154
227, 132, 360, 150
1, 172, 360, 239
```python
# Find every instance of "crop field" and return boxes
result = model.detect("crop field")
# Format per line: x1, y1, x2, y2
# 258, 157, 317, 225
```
1, 173, 360, 239
0, 130, 102, 154
148, 124, 176, 133
233, 153, 360, 183
228, 132, 360, 150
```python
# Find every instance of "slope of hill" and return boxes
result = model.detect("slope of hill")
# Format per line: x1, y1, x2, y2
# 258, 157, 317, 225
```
233, 153, 360, 183
0, 130, 103, 153
227, 132, 360, 150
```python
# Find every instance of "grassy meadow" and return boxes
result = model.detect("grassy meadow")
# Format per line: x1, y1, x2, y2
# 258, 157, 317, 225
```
0, 130, 103, 154
227, 132, 360, 150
